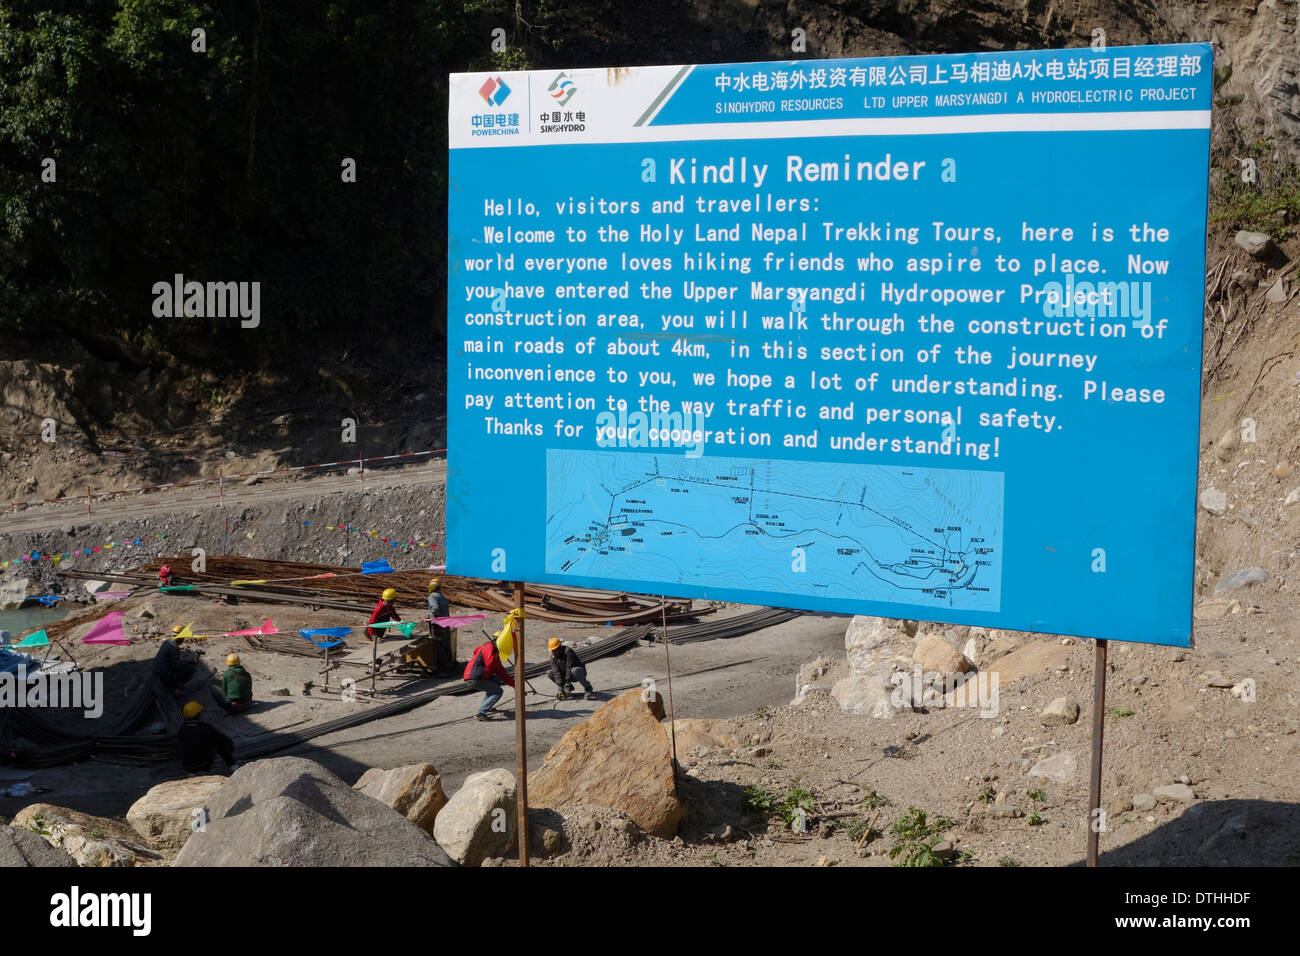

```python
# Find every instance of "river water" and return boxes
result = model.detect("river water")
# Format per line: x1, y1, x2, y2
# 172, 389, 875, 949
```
0, 605, 71, 638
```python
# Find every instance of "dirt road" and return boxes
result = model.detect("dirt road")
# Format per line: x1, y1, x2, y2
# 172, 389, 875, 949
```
0, 459, 446, 537
0, 607, 845, 820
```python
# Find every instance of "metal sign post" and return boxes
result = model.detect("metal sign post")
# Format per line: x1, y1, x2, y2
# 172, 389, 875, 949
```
1086, 638, 1109, 867
660, 597, 678, 774
513, 581, 530, 867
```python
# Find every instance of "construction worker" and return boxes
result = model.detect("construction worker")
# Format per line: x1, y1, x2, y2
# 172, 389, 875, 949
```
213, 653, 254, 713
547, 637, 594, 699
426, 578, 454, 676
178, 701, 235, 773
463, 633, 514, 721
365, 587, 401, 642
158, 564, 176, 586
152, 637, 198, 692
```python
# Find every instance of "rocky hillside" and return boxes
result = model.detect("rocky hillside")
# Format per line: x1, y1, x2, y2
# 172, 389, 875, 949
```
2, 0, 1295, 500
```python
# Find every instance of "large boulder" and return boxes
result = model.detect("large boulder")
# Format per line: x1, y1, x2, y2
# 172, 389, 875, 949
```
0, 825, 75, 867
0, 578, 29, 611
977, 640, 1071, 686
844, 615, 916, 673
126, 776, 227, 854
354, 763, 448, 835
432, 768, 517, 866
830, 616, 916, 718
173, 756, 454, 867
831, 670, 902, 718
529, 690, 684, 838
914, 631, 973, 677
12, 804, 163, 867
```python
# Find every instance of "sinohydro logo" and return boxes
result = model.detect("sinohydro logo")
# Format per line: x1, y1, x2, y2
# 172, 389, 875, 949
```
539, 72, 586, 134
548, 71, 577, 106
471, 75, 520, 136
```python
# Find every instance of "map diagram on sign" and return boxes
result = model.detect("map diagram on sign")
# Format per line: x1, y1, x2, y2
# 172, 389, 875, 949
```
545, 449, 1005, 611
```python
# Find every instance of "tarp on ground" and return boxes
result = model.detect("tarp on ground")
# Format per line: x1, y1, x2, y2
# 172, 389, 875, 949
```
0, 648, 44, 676
300, 627, 350, 648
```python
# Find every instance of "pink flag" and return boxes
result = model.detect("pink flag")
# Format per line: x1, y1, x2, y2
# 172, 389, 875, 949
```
224, 618, 278, 637
431, 614, 487, 628
82, 611, 129, 645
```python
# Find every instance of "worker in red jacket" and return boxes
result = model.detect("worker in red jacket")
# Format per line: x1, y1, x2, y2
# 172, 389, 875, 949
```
158, 564, 176, 586
463, 635, 514, 721
365, 588, 401, 642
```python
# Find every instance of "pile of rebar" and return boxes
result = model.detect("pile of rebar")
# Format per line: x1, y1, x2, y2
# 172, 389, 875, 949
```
656, 607, 804, 644
0, 674, 184, 768
57, 556, 712, 626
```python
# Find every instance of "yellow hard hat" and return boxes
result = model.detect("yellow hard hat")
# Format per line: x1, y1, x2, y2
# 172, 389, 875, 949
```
427, 578, 440, 592
226, 654, 241, 666
547, 638, 561, 652
183, 701, 203, 719
171, 624, 184, 634
381, 588, 398, 602
496, 630, 514, 662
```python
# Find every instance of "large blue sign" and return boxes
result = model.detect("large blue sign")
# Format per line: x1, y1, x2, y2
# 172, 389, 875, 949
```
447, 45, 1211, 646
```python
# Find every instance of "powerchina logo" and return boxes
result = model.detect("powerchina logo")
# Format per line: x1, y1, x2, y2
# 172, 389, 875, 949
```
471, 75, 520, 137
50, 887, 151, 937
478, 76, 512, 106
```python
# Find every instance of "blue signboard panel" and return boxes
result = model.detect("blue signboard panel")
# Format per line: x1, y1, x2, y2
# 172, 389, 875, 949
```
447, 45, 1211, 646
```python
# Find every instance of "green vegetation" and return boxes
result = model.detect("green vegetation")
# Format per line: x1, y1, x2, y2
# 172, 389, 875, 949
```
843, 817, 882, 843
1209, 136, 1300, 238
1027, 789, 1047, 826
997, 855, 1021, 867
887, 806, 959, 867
860, 789, 891, 810
744, 778, 817, 830
0, 0, 565, 367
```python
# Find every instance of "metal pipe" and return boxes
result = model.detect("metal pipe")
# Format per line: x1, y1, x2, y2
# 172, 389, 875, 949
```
514, 581, 530, 867
661, 596, 677, 775
370, 625, 379, 697
1087, 638, 1108, 867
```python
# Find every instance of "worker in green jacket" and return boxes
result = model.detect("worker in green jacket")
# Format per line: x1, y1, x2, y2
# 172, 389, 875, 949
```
213, 653, 254, 714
